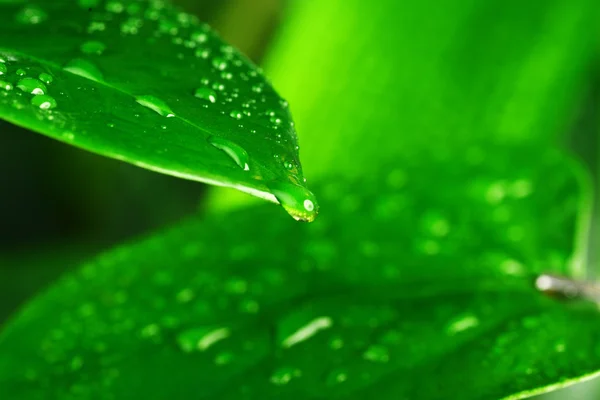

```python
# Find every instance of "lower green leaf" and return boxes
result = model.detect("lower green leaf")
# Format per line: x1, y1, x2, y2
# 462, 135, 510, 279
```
0, 142, 595, 399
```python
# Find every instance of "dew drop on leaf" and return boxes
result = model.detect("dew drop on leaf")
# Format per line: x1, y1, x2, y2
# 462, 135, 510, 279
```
229, 110, 243, 120
0, 63, 6, 75
238, 298, 260, 314
0, 80, 12, 91
214, 351, 234, 366
195, 48, 210, 59
17, 77, 46, 95
270, 367, 302, 386
329, 336, 344, 350
326, 369, 348, 386
446, 314, 480, 335
105, 1, 125, 13
176, 327, 230, 353
15, 5, 47, 25
31, 94, 57, 110
140, 323, 161, 339
63, 59, 104, 82
135, 95, 175, 118
194, 87, 217, 103
16, 68, 26, 76
208, 136, 250, 171
362, 344, 390, 363
191, 31, 208, 43
212, 57, 228, 71
281, 316, 332, 348
80, 41, 106, 55
38, 73, 53, 84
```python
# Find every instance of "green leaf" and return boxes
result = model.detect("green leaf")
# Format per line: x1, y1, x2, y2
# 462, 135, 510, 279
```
0, 142, 596, 399
0, 0, 317, 221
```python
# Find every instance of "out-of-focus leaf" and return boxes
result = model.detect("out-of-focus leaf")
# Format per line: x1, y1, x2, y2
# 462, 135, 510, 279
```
0, 0, 317, 221
207, 0, 597, 211
0, 142, 596, 399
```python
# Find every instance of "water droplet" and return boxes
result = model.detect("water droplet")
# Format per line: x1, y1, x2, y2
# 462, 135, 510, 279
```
214, 351, 234, 366
176, 288, 195, 303
0, 80, 13, 91
16, 5, 47, 25
87, 21, 106, 33
17, 78, 47, 95
0, 63, 6, 75
283, 161, 294, 170
37, 73, 53, 84
212, 57, 228, 71
191, 31, 208, 43
446, 314, 480, 335
281, 316, 332, 348
140, 323, 161, 338
229, 110, 243, 120
326, 369, 348, 386
64, 59, 104, 82
485, 181, 507, 204
105, 1, 124, 13
510, 179, 533, 198
239, 298, 260, 314
158, 19, 178, 35
421, 212, 450, 237
270, 367, 302, 386
193, 87, 216, 103
329, 336, 344, 350
135, 95, 175, 117
363, 344, 389, 363
268, 181, 319, 222
31, 94, 57, 110
208, 136, 250, 171
195, 48, 211, 59
16, 69, 26, 76
70, 356, 84, 371
500, 258, 524, 276
80, 41, 106, 55
177, 327, 230, 352
121, 17, 143, 35
212, 82, 225, 91
224, 277, 248, 294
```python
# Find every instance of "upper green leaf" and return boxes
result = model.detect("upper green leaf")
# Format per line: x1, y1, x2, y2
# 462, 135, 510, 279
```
0, 0, 317, 221
0, 140, 596, 399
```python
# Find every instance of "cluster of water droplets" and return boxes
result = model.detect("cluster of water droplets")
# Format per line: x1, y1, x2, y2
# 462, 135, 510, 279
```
0, 57, 57, 110
6, 0, 318, 221
2, 140, 584, 396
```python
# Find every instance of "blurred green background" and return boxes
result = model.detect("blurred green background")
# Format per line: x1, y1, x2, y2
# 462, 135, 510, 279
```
0, 0, 598, 398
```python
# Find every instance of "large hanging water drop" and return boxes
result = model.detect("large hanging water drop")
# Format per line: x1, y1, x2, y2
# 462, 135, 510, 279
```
268, 181, 319, 222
